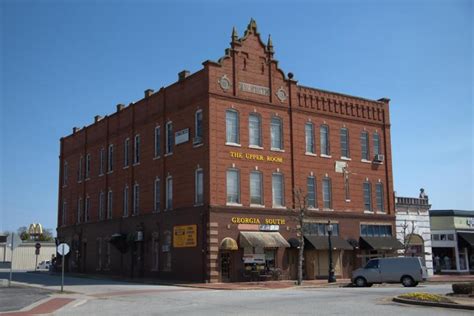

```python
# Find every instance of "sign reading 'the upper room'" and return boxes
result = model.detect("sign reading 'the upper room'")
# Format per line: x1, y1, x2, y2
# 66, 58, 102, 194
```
238, 82, 270, 96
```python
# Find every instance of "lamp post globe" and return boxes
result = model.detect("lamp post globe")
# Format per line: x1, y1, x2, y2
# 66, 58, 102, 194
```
327, 220, 336, 283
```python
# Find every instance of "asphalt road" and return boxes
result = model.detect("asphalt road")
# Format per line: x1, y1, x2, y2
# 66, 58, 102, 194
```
0, 285, 52, 312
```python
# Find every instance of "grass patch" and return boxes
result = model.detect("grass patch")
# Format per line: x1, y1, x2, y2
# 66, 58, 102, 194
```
399, 292, 456, 304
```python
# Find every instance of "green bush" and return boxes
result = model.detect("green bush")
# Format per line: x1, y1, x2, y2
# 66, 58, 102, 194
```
452, 283, 474, 295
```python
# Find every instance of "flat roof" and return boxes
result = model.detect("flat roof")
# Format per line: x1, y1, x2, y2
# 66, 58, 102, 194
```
429, 210, 474, 217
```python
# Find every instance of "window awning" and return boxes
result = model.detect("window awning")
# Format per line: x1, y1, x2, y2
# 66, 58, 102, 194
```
457, 233, 474, 247
220, 237, 238, 250
304, 236, 353, 250
239, 232, 290, 248
359, 236, 404, 250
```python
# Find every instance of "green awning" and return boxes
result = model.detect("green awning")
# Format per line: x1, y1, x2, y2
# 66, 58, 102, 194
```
304, 235, 353, 250
359, 236, 403, 250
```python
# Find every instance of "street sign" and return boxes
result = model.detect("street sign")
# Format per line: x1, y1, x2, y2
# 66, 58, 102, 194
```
35, 242, 41, 249
6, 233, 22, 250
57, 243, 70, 256
35, 248, 40, 255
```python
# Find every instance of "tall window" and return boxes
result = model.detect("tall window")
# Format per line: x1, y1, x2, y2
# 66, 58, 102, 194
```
134, 134, 140, 164
166, 122, 173, 154
363, 182, 372, 211
226, 169, 240, 204
304, 223, 340, 236
78, 156, 83, 181
63, 161, 68, 186
250, 171, 263, 205
195, 110, 203, 144
361, 224, 392, 237
123, 185, 129, 217
133, 183, 139, 215
84, 196, 90, 222
320, 125, 330, 156
85, 154, 91, 179
340, 128, 350, 158
271, 116, 283, 150
107, 144, 114, 172
226, 110, 239, 144
360, 131, 369, 160
166, 176, 173, 210
124, 138, 130, 166
375, 182, 384, 212
99, 148, 105, 175
322, 177, 332, 209
61, 200, 67, 226
344, 175, 350, 201
307, 176, 316, 208
305, 122, 315, 154
373, 132, 380, 156
154, 127, 161, 158
195, 169, 204, 205
107, 190, 113, 219
77, 198, 82, 224
154, 178, 161, 212
272, 173, 284, 207
99, 191, 105, 220
249, 113, 262, 147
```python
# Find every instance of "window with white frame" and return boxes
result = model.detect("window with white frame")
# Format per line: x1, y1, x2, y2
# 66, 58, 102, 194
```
249, 113, 262, 147
344, 174, 350, 201
85, 153, 91, 178
271, 116, 283, 150
250, 171, 263, 205
78, 156, 83, 181
340, 128, 350, 158
77, 197, 82, 224
123, 185, 129, 217
166, 176, 173, 210
62, 200, 67, 226
307, 176, 316, 208
134, 134, 140, 164
226, 169, 240, 204
272, 173, 284, 207
154, 126, 161, 158
322, 177, 332, 209
154, 178, 161, 212
363, 181, 372, 211
194, 110, 203, 144
305, 122, 315, 154
360, 131, 369, 160
166, 122, 173, 154
84, 196, 90, 222
107, 190, 113, 219
99, 191, 105, 220
63, 161, 68, 186
373, 132, 380, 156
375, 182, 384, 212
124, 138, 130, 167
107, 144, 114, 172
320, 125, 330, 156
99, 148, 105, 175
226, 110, 239, 144
133, 183, 139, 215
195, 168, 204, 205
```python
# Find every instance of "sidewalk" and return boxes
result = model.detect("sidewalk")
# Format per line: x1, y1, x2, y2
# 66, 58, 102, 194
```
175, 279, 351, 290
426, 274, 474, 283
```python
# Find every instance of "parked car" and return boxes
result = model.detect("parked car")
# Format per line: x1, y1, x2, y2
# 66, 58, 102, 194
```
37, 260, 51, 270
352, 257, 427, 287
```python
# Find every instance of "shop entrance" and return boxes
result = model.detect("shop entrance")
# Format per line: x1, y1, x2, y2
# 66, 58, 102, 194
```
220, 252, 231, 282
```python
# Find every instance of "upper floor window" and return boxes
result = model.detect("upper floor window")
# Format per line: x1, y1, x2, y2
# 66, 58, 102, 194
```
154, 127, 161, 158
307, 176, 316, 208
226, 110, 239, 144
373, 132, 380, 156
61, 200, 67, 226
305, 122, 315, 154
375, 182, 384, 212
107, 144, 114, 172
363, 181, 372, 211
85, 153, 91, 179
134, 134, 140, 164
123, 185, 129, 217
322, 177, 332, 209
195, 168, 204, 205
63, 161, 68, 186
194, 110, 203, 144
249, 113, 262, 147
124, 138, 130, 167
76, 198, 82, 224
154, 178, 161, 212
340, 128, 350, 158
84, 196, 90, 222
360, 224, 392, 237
107, 190, 113, 219
166, 122, 173, 154
250, 171, 263, 205
360, 131, 369, 160
271, 116, 283, 150
99, 191, 105, 220
272, 173, 284, 207
133, 183, 140, 215
304, 223, 339, 236
166, 176, 173, 210
99, 148, 105, 175
226, 169, 240, 204
77, 156, 83, 181
320, 125, 330, 156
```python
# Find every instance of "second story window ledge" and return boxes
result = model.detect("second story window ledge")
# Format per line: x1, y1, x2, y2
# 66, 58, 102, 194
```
340, 156, 351, 161
225, 142, 241, 147
361, 159, 372, 163
249, 145, 264, 150
270, 148, 285, 152
320, 154, 332, 159
250, 204, 265, 208
193, 141, 204, 148
364, 210, 375, 214
305, 152, 317, 157
226, 202, 243, 207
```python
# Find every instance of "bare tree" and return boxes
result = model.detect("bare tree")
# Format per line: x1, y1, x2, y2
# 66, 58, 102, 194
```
289, 187, 308, 286
400, 220, 416, 256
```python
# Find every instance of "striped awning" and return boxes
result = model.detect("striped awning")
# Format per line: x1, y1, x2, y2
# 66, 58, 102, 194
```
239, 232, 290, 248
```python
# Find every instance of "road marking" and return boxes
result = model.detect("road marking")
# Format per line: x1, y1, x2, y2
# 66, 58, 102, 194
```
72, 299, 88, 308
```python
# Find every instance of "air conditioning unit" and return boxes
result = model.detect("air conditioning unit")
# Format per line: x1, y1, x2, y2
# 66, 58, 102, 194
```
373, 154, 384, 163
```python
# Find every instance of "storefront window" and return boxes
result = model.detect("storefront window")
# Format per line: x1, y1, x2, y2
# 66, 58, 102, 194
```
360, 224, 392, 237
303, 223, 339, 236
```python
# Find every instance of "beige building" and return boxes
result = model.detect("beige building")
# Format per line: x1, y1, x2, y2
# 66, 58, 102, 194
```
1, 242, 56, 270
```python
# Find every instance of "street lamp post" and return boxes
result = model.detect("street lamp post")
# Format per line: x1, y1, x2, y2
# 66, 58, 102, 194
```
327, 220, 336, 283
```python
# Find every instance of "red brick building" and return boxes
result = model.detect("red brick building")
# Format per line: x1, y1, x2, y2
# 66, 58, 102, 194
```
57, 19, 399, 282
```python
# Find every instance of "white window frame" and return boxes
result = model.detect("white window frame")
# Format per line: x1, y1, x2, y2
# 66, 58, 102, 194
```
107, 144, 114, 172
154, 126, 161, 158
375, 182, 384, 212
340, 127, 350, 159
363, 181, 372, 212
225, 109, 240, 146
250, 171, 263, 206
134, 134, 140, 165
195, 168, 204, 206
249, 113, 262, 148
322, 177, 332, 210
154, 177, 161, 212
124, 138, 130, 167
226, 169, 241, 205
320, 125, 330, 156
272, 172, 285, 208
107, 189, 113, 219
361, 131, 370, 161
99, 191, 105, 220
84, 195, 90, 222
165, 121, 173, 155
133, 183, 139, 215
194, 110, 203, 145
373, 132, 380, 156
270, 116, 283, 150
85, 153, 91, 179
307, 176, 317, 209
166, 175, 173, 210
123, 185, 129, 217
305, 122, 315, 154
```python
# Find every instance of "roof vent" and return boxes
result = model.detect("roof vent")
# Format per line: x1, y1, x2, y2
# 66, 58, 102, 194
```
73, 127, 80, 134
144, 89, 154, 98
178, 70, 190, 82
116, 104, 125, 112
94, 115, 103, 123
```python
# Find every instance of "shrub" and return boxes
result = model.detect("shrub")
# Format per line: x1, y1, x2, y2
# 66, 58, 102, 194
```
452, 283, 474, 295
399, 292, 455, 303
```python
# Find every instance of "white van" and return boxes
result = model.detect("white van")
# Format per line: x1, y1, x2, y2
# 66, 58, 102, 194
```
352, 257, 427, 287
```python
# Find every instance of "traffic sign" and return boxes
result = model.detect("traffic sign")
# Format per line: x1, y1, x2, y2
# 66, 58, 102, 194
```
35, 242, 41, 249
57, 243, 70, 256
6, 233, 22, 250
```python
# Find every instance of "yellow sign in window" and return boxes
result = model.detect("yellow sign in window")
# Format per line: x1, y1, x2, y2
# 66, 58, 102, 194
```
173, 225, 197, 248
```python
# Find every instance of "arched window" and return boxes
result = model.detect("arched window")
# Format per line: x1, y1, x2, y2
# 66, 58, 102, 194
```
226, 168, 240, 204
363, 181, 372, 211
360, 131, 369, 160
340, 128, 350, 158
322, 177, 332, 209
320, 125, 330, 156
307, 176, 317, 208
250, 171, 263, 205
249, 113, 262, 147
226, 110, 239, 144
305, 122, 315, 154
271, 116, 283, 150
272, 172, 284, 207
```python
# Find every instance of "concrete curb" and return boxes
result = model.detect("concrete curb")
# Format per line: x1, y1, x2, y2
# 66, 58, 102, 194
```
392, 296, 474, 311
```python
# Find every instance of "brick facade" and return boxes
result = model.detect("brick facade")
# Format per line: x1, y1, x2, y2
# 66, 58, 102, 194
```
57, 19, 396, 282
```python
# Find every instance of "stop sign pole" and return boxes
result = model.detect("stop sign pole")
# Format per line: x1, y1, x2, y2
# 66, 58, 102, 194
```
34, 243, 41, 272
57, 243, 69, 292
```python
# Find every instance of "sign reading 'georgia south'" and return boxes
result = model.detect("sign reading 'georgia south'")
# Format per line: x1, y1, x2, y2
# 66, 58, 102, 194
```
231, 217, 286, 225
230, 151, 283, 163
175, 128, 189, 145
173, 225, 197, 248
239, 82, 270, 96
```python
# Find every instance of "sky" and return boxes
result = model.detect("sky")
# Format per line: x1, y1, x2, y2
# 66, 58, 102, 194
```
1, 0, 472, 234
